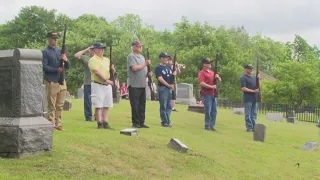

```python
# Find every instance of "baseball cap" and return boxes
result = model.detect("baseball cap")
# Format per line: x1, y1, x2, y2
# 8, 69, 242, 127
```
131, 40, 143, 47
201, 58, 212, 64
159, 52, 170, 58
93, 42, 106, 49
244, 64, 253, 69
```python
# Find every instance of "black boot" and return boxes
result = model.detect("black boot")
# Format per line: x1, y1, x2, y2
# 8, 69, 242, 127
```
102, 121, 112, 129
97, 121, 103, 129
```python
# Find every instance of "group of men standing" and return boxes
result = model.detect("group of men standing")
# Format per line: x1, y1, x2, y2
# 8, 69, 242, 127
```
42, 30, 261, 132
197, 58, 260, 132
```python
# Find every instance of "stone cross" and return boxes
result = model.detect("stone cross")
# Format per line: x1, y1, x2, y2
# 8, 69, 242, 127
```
0, 49, 53, 158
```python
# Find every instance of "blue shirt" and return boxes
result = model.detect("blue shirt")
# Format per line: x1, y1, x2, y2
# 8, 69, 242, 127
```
155, 64, 173, 86
240, 74, 258, 103
42, 46, 70, 83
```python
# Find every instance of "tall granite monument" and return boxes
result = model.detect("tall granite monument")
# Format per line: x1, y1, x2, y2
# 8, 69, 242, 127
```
0, 49, 53, 158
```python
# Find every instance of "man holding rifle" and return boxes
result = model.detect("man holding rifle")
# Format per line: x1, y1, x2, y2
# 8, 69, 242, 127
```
240, 64, 260, 132
127, 40, 152, 128
155, 52, 178, 127
198, 58, 221, 131
88, 42, 115, 129
42, 31, 70, 131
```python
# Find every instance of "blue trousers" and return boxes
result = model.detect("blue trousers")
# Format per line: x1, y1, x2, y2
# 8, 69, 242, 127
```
84, 85, 92, 121
158, 86, 172, 125
203, 95, 217, 129
244, 102, 258, 130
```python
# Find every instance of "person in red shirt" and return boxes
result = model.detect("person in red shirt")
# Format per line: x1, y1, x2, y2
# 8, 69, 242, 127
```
120, 82, 127, 99
198, 58, 221, 131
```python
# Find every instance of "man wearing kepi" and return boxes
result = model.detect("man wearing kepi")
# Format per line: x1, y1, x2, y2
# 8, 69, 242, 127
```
88, 42, 114, 129
74, 46, 94, 122
127, 40, 152, 128
42, 31, 70, 131
240, 64, 260, 132
198, 58, 221, 131
155, 52, 177, 127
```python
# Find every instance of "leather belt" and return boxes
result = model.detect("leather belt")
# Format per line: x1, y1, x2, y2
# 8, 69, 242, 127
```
93, 81, 109, 86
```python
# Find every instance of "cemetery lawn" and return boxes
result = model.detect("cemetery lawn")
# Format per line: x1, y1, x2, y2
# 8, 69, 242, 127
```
1, 99, 320, 180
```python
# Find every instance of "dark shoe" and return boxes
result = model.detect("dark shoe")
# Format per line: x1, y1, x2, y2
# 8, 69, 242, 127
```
132, 124, 141, 128
55, 126, 64, 131
102, 121, 112, 129
205, 128, 211, 131
140, 124, 149, 128
86, 119, 94, 122
161, 124, 168, 127
210, 127, 217, 131
246, 129, 253, 132
97, 122, 103, 129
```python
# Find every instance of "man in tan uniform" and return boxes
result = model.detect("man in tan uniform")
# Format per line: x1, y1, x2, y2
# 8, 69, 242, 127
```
42, 31, 71, 131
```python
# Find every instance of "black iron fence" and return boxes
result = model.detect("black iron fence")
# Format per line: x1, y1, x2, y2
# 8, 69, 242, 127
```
217, 99, 320, 123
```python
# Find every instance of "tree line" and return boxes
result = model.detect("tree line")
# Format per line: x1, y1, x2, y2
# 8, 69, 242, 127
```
1, 6, 320, 106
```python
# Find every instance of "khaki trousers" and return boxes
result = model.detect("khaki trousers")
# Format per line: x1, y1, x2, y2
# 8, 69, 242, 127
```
45, 80, 67, 127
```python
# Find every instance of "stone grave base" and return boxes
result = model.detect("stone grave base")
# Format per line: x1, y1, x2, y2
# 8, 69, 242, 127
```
0, 116, 53, 158
176, 98, 197, 105
187, 104, 204, 113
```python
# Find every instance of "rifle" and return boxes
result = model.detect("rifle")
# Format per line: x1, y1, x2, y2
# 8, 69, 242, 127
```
172, 50, 177, 91
58, 24, 67, 85
146, 48, 156, 101
256, 58, 262, 102
172, 50, 177, 83
109, 43, 117, 98
213, 53, 219, 97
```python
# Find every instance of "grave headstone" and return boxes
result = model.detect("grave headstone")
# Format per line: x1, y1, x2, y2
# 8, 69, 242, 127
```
77, 86, 84, 99
0, 49, 53, 158
167, 138, 188, 153
287, 110, 297, 123
146, 82, 157, 101
232, 108, 244, 115
63, 100, 72, 111
265, 113, 284, 122
301, 141, 318, 151
175, 83, 196, 105
120, 128, 138, 136
188, 104, 205, 113
253, 124, 266, 142
317, 119, 320, 128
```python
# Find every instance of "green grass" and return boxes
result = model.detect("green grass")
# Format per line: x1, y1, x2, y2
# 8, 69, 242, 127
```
1, 99, 320, 180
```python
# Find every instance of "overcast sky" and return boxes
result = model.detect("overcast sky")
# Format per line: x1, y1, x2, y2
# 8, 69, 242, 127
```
1, 0, 319, 47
